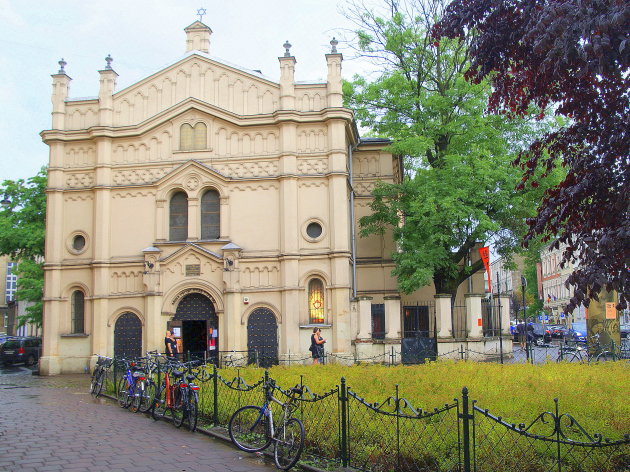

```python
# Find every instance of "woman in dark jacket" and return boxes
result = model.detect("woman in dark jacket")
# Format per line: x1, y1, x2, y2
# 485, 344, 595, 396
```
310, 328, 326, 364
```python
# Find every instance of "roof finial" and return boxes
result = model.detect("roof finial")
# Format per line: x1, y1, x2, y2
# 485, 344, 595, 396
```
197, 7, 207, 22
58, 58, 67, 74
105, 54, 113, 69
283, 40, 292, 57
330, 37, 339, 54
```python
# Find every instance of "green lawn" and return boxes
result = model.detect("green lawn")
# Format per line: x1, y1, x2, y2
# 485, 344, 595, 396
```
220, 360, 630, 436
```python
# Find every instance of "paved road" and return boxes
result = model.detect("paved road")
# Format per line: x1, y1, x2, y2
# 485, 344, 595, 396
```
0, 371, 276, 472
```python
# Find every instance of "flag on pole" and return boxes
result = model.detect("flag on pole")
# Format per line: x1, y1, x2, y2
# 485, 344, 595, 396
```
479, 246, 491, 293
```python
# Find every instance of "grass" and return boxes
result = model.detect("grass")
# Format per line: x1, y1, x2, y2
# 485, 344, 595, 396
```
218, 360, 630, 435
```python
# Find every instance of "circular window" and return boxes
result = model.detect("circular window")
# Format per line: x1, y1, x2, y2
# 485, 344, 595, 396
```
306, 222, 323, 239
72, 235, 86, 251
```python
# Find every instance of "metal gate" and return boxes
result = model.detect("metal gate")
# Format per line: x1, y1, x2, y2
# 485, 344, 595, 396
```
247, 307, 278, 368
113, 312, 142, 359
402, 303, 437, 363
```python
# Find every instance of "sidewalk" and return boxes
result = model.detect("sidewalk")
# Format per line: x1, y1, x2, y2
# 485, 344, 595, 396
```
0, 373, 276, 472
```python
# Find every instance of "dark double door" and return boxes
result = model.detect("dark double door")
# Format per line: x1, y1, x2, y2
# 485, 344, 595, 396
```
172, 293, 218, 361
247, 307, 278, 368
114, 312, 142, 359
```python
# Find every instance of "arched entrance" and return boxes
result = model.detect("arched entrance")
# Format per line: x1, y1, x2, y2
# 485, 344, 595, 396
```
247, 307, 278, 368
114, 312, 142, 359
171, 293, 218, 361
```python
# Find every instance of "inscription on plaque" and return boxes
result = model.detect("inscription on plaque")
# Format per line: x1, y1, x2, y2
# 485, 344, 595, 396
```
185, 264, 201, 276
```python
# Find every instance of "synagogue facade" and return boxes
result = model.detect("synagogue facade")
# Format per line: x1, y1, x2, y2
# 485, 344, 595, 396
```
40, 21, 497, 374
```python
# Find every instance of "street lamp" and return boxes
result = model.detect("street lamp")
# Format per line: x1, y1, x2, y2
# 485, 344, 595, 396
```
1, 194, 10, 208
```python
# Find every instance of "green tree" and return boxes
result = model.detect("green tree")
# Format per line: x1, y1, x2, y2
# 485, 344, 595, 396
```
344, 0, 556, 298
0, 168, 47, 327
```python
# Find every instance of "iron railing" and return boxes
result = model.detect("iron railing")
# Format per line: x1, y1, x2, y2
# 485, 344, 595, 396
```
100, 358, 629, 472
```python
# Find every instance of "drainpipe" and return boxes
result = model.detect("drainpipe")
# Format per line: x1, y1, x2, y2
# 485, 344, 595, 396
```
349, 143, 357, 298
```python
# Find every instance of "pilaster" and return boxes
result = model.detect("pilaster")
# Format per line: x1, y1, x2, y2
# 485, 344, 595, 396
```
465, 293, 484, 338
51, 59, 71, 130
98, 55, 118, 127
434, 294, 453, 338
384, 295, 402, 340
498, 294, 511, 335
325, 38, 343, 107
356, 296, 373, 339
278, 41, 296, 110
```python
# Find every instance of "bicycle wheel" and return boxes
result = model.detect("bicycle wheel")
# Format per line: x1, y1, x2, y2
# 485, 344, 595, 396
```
172, 388, 186, 428
273, 417, 305, 470
117, 376, 131, 408
139, 380, 157, 413
94, 370, 106, 397
151, 385, 167, 421
186, 391, 199, 432
595, 351, 616, 362
129, 381, 143, 413
567, 352, 584, 364
228, 405, 272, 452
89, 369, 100, 396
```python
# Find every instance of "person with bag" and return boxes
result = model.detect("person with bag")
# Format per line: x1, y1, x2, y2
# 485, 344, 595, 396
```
310, 328, 326, 364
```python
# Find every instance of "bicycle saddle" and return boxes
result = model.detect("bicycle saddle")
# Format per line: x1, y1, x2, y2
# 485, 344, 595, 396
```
290, 386, 303, 395
172, 370, 184, 378
186, 374, 195, 382
132, 371, 144, 378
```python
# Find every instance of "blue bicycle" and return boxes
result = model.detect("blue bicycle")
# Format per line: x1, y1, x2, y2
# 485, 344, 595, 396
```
116, 359, 145, 411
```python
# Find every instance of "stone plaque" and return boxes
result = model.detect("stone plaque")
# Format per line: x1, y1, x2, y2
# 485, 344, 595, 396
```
185, 264, 201, 276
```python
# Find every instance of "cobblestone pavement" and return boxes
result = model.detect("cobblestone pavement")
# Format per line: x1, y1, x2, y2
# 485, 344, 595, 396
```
0, 372, 276, 472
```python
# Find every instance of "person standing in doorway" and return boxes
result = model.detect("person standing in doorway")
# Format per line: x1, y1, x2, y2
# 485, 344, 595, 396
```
310, 328, 326, 364
165, 330, 178, 359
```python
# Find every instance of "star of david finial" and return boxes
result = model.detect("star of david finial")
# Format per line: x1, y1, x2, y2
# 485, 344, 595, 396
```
197, 8, 207, 22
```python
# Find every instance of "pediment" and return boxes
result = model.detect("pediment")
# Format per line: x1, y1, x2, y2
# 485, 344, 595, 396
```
112, 53, 280, 127
161, 243, 223, 264
155, 159, 230, 193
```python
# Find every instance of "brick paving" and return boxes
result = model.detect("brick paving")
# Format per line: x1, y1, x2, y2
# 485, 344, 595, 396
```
0, 372, 276, 472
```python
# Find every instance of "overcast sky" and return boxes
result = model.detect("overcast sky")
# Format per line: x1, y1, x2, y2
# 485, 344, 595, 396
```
0, 0, 375, 183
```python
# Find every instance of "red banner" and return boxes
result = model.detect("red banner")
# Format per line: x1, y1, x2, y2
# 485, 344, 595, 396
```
479, 246, 491, 292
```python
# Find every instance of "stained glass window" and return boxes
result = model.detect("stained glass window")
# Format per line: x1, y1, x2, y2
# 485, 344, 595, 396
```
201, 189, 220, 239
169, 192, 188, 241
308, 278, 325, 324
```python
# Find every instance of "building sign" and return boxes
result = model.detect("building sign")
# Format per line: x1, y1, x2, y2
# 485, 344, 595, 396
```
185, 264, 201, 276
605, 302, 617, 319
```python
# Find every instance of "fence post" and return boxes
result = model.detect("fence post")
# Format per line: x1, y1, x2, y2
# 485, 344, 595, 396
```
460, 344, 465, 361
213, 363, 219, 425
460, 387, 472, 472
340, 377, 349, 468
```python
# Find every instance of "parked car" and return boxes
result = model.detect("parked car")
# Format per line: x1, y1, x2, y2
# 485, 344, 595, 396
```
551, 325, 573, 339
568, 322, 587, 343
527, 323, 552, 345
0, 337, 42, 366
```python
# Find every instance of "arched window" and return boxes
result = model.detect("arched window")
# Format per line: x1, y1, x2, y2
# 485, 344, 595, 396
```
308, 278, 325, 324
71, 290, 85, 334
180, 122, 207, 151
169, 191, 188, 241
201, 189, 220, 239
193, 122, 207, 150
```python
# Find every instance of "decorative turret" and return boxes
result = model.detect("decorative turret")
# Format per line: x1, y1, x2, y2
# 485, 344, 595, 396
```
326, 38, 343, 107
51, 58, 71, 129
98, 54, 118, 126
185, 15, 212, 54
278, 40, 296, 110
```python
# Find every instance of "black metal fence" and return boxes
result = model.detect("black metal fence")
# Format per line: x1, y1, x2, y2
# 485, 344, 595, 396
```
101, 359, 629, 472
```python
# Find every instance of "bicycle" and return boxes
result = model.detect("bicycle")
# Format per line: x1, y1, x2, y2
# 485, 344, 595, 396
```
116, 359, 146, 411
152, 360, 200, 431
561, 334, 619, 363
228, 380, 305, 470
130, 355, 160, 414
89, 355, 112, 398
